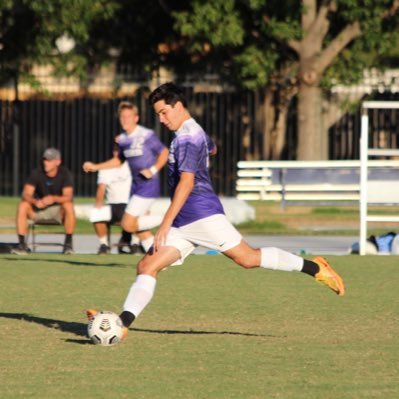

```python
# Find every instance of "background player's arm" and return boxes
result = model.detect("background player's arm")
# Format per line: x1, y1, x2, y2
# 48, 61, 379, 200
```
95, 183, 106, 208
140, 147, 169, 179
153, 171, 194, 251
83, 157, 122, 173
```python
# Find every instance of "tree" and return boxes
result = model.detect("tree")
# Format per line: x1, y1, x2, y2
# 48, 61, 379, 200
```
0, 0, 119, 98
171, 0, 399, 160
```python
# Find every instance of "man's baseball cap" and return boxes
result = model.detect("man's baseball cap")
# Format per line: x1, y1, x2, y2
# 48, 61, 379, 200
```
42, 148, 61, 160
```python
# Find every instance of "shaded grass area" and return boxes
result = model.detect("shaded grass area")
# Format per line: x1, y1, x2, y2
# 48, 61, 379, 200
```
1, 196, 399, 236
1, 253, 398, 398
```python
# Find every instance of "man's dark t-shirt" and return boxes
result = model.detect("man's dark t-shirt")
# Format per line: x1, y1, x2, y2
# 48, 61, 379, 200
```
26, 165, 73, 200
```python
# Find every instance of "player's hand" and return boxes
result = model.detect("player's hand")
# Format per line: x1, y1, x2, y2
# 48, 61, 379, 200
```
153, 222, 171, 252
140, 165, 158, 179
41, 195, 55, 206
34, 199, 46, 209
139, 168, 153, 179
114, 135, 121, 143
82, 162, 97, 172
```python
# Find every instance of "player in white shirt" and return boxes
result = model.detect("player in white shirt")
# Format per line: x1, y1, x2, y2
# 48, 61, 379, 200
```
92, 146, 142, 254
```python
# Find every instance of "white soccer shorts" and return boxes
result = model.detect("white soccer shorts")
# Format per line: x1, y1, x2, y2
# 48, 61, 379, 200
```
165, 214, 243, 265
125, 195, 156, 217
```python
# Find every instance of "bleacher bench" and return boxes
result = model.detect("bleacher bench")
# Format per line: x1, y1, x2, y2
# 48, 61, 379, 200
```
236, 160, 399, 203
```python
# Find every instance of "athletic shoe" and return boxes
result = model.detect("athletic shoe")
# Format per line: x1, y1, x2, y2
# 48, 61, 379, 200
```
117, 238, 130, 254
130, 243, 145, 255
62, 245, 74, 255
86, 308, 98, 321
98, 244, 110, 255
11, 243, 31, 255
121, 326, 128, 340
313, 256, 345, 296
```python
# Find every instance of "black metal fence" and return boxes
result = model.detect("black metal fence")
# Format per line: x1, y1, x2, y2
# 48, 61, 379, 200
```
1, 90, 399, 197
0, 89, 261, 197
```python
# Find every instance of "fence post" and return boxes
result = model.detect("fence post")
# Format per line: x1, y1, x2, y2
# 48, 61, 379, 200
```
12, 101, 20, 196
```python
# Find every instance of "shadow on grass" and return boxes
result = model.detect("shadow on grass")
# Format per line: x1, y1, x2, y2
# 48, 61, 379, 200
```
2, 256, 127, 268
132, 327, 279, 338
0, 312, 90, 344
0, 312, 279, 344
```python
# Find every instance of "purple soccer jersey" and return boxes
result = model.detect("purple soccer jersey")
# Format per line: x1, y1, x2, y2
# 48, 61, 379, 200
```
118, 125, 166, 198
168, 118, 224, 227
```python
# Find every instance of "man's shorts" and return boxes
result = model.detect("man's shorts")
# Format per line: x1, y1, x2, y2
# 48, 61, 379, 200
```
165, 214, 243, 265
33, 205, 62, 224
109, 203, 127, 224
125, 195, 156, 217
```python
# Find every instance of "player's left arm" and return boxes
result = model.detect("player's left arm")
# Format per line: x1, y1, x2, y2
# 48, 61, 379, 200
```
153, 171, 194, 251
140, 147, 169, 179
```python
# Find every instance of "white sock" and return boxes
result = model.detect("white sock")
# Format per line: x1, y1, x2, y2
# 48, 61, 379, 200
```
260, 247, 303, 272
123, 274, 156, 318
99, 236, 108, 246
140, 236, 154, 252
137, 215, 163, 231
131, 235, 140, 245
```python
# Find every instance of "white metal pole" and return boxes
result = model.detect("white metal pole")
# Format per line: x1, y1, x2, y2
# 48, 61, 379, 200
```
359, 111, 369, 255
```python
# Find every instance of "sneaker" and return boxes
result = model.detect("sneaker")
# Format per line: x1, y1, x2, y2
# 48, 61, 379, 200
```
11, 243, 31, 255
121, 326, 128, 341
130, 243, 145, 255
98, 244, 110, 255
117, 239, 131, 254
313, 256, 345, 296
86, 309, 98, 321
63, 245, 74, 255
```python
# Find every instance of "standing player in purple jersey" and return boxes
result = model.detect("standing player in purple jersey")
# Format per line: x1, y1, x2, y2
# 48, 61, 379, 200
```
83, 102, 169, 252
87, 83, 345, 337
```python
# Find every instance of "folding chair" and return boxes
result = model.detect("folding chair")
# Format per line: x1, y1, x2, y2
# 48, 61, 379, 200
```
29, 219, 65, 253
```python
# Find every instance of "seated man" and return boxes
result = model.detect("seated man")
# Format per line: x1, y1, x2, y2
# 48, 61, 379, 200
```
91, 146, 143, 255
12, 148, 76, 255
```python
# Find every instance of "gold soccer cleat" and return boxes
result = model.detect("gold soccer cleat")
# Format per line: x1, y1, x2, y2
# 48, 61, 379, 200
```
86, 309, 98, 321
313, 256, 345, 296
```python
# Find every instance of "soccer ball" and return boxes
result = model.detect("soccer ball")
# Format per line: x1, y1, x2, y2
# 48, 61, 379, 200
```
87, 311, 124, 346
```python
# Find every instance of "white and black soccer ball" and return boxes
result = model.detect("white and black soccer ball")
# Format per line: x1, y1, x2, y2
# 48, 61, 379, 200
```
87, 311, 124, 346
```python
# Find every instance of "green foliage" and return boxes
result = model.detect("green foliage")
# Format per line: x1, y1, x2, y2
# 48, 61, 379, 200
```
174, 0, 244, 49
172, 0, 399, 90
0, 0, 119, 88
233, 46, 278, 88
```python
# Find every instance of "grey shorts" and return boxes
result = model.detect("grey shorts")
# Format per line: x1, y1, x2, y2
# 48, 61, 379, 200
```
33, 205, 62, 224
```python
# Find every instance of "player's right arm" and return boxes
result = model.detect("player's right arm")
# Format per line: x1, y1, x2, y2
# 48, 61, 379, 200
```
82, 157, 121, 173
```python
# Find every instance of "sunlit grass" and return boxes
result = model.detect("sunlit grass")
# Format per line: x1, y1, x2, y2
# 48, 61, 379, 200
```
1, 253, 398, 398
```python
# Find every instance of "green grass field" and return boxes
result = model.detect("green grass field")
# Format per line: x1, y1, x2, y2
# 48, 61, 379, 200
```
1, 253, 398, 398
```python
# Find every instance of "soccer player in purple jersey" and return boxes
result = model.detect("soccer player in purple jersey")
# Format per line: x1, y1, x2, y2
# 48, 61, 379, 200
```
83, 102, 169, 252
87, 83, 345, 338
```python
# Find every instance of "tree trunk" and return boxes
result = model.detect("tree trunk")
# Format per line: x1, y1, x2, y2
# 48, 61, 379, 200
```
297, 83, 327, 160
260, 87, 289, 160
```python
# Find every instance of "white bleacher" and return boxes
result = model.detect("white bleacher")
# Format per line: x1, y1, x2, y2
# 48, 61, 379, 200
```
236, 160, 399, 203
359, 101, 399, 255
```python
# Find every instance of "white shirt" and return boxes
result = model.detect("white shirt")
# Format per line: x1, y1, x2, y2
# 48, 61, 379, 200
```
97, 162, 131, 204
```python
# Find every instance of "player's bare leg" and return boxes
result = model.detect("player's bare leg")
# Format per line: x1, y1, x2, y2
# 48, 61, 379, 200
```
223, 240, 345, 295
118, 246, 181, 331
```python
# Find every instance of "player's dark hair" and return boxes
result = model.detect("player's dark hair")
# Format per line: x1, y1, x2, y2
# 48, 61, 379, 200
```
149, 82, 187, 108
